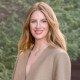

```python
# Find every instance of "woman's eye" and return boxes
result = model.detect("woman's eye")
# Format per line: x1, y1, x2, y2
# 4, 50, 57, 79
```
31, 20, 36, 23
42, 20, 47, 23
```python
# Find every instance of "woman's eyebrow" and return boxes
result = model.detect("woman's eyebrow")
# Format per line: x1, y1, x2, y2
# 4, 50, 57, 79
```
41, 19, 47, 20
30, 19, 47, 20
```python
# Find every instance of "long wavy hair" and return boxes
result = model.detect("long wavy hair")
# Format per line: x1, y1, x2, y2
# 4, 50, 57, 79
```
18, 2, 67, 53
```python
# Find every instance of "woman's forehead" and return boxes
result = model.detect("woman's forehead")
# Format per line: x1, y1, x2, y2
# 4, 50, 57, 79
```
30, 10, 46, 20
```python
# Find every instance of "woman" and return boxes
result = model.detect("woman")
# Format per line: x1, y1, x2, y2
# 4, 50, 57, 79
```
12, 2, 71, 80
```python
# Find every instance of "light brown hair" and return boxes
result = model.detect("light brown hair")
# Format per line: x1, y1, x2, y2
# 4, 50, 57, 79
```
18, 2, 67, 53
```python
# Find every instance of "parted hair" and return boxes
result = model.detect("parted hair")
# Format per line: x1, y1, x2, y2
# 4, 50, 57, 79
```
18, 2, 67, 53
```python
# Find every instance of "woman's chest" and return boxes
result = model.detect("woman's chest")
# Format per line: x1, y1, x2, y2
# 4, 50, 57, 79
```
26, 54, 54, 80
26, 52, 40, 75
26, 49, 45, 75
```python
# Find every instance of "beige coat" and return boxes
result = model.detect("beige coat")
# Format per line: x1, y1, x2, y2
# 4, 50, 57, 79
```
12, 46, 71, 80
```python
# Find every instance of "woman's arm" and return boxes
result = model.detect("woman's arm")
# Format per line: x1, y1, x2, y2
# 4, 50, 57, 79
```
53, 51, 71, 80
12, 55, 19, 80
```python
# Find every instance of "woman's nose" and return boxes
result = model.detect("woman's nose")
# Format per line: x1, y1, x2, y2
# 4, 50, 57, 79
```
36, 21, 40, 28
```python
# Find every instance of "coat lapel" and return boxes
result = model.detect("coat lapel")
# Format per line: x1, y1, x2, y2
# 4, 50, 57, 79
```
13, 49, 31, 80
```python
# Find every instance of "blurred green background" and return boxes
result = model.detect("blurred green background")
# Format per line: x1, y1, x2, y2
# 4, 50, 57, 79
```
0, 0, 80, 80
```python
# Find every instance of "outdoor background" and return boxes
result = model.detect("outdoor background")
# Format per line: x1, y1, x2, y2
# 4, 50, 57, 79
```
0, 0, 80, 80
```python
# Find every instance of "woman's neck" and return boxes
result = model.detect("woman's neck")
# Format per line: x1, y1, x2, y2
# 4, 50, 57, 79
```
33, 39, 49, 51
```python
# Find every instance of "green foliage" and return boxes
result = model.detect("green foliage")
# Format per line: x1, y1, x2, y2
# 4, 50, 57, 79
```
0, 0, 80, 80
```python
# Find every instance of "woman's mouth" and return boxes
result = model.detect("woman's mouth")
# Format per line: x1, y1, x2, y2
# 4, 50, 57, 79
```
35, 30, 43, 35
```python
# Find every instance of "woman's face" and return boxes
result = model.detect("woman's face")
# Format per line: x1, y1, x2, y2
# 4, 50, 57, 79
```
30, 10, 49, 40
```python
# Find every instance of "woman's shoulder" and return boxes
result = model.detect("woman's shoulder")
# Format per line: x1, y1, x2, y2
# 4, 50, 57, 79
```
49, 45, 67, 53
48, 46, 70, 60
48, 46, 71, 67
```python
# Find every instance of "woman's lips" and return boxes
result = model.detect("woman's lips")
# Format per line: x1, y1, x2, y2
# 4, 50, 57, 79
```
35, 30, 43, 35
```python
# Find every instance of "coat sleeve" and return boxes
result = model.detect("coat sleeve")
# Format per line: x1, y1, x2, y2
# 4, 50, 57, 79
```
53, 51, 71, 80
11, 53, 20, 80
12, 52, 23, 80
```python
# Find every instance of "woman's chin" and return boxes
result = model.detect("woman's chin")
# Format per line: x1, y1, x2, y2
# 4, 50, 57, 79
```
34, 36, 45, 40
